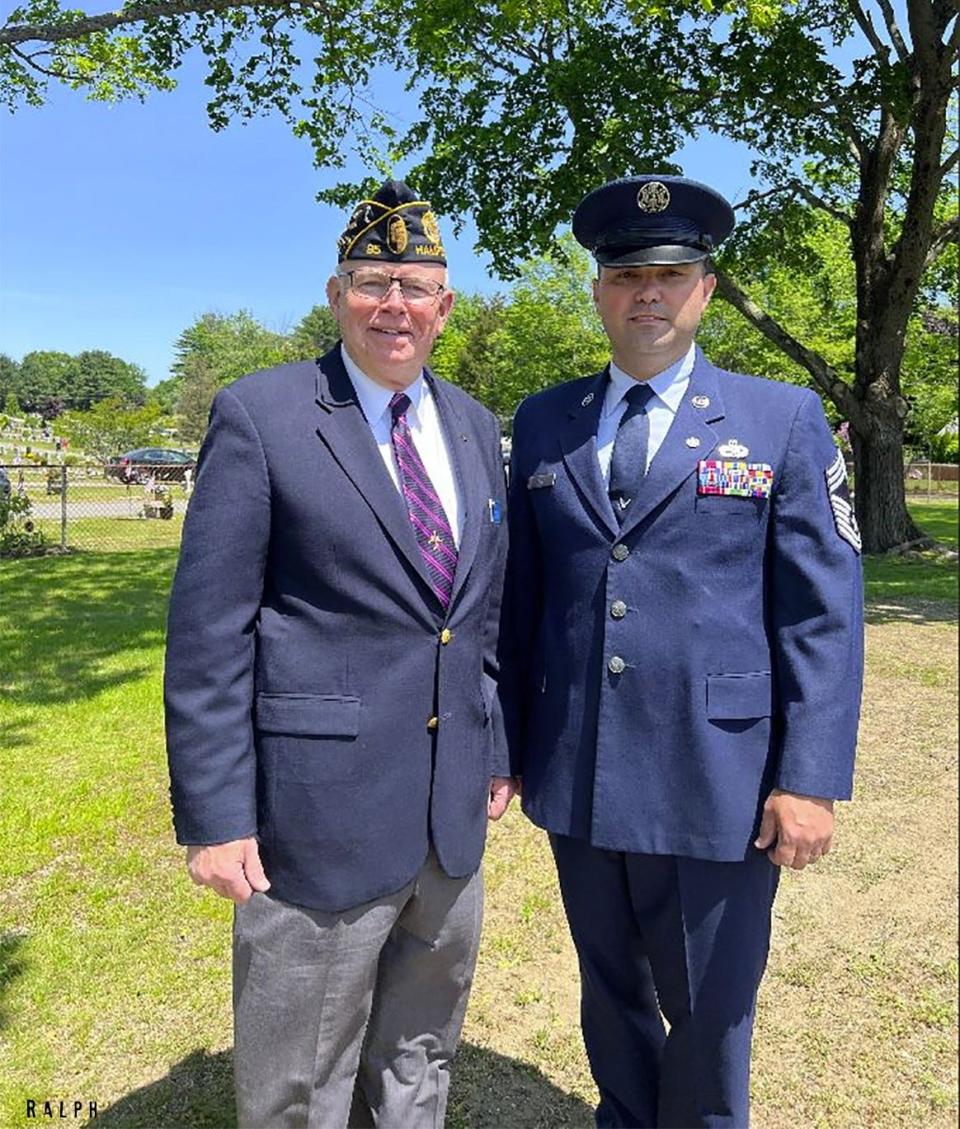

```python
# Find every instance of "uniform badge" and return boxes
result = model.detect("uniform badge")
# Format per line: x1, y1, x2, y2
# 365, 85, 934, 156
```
825, 449, 861, 553
685, 436, 701, 448
717, 438, 749, 458
488, 498, 502, 524
581, 392, 595, 406
697, 460, 773, 498
691, 395, 710, 409
527, 472, 556, 490
387, 216, 409, 255
636, 181, 671, 212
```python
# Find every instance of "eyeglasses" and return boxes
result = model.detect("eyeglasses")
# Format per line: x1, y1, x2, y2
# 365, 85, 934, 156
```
339, 269, 446, 305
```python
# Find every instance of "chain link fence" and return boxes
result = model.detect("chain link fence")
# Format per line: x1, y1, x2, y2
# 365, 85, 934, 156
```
1, 463, 191, 554
1, 458, 956, 557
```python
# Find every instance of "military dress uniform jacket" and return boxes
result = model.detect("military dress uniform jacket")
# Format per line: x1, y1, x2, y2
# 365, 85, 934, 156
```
502, 348, 863, 861
164, 344, 508, 912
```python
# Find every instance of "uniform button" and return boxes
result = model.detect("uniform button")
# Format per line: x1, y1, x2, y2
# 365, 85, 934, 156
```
427, 716, 439, 731
611, 544, 630, 561
440, 628, 453, 644
610, 600, 627, 619
608, 656, 626, 675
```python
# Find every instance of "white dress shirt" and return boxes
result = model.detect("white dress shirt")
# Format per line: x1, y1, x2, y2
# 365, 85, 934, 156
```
596, 343, 696, 480
341, 345, 463, 546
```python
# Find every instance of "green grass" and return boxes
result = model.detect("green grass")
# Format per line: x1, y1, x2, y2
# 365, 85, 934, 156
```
862, 500, 958, 607
1, 504, 956, 1128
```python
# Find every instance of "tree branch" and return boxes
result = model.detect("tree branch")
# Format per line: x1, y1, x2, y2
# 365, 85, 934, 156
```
940, 147, 959, 179
712, 268, 860, 422
876, 0, 911, 63
924, 215, 960, 271
0, 0, 312, 46
796, 184, 854, 228
850, 0, 889, 59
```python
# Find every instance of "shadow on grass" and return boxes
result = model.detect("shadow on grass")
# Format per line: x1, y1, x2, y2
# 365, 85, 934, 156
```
91, 1043, 593, 1129
865, 598, 959, 625
0, 548, 179, 707
0, 932, 28, 1032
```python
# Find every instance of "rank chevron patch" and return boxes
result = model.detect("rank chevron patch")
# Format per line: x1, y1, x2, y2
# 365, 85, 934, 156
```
825, 449, 861, 553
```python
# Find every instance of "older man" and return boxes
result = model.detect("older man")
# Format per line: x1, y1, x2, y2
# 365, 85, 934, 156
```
165, 180, 515, 1128
502, 175, 863, 1127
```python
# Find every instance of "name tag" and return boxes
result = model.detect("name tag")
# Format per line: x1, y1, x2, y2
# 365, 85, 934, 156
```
697, 460, 773, 498
527, 472, 556, 490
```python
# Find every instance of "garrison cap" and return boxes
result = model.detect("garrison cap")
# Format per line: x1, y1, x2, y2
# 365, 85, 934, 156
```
573, 175, 735, 266
337, 179, 446, 265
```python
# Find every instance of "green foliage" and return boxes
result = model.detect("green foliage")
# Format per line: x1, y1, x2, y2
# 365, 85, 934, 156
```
432, 237, 608, 420
172, 310, 295, 441
12, 348, 146, 412
0, 490, 44, 557
290, 305, 339, 360
57, 396, 166, 460
928, 432, 959, 465
0, 355, 19, 405
3, 389, 21, 417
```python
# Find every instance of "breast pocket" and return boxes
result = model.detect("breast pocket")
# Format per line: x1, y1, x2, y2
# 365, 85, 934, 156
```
695, 494, 767, 520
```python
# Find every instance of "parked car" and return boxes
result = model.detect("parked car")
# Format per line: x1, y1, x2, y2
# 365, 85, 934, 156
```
105, 447, 196, 484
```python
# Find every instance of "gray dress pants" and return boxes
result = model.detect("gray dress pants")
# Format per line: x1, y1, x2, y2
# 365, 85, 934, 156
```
232, 850, 483, 1129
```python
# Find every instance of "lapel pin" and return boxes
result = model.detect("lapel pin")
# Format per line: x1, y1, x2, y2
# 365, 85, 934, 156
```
718, 439, 749, 458
581, 392, 595, 406
685, 436, 702, 448
691, 395, 710, 409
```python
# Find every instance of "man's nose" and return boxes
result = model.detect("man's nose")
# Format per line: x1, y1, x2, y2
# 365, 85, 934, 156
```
380, 281, 408, 312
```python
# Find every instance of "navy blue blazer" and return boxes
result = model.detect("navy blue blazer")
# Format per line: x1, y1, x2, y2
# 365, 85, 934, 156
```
164, 344, 508, 912
502, 348, 863, 862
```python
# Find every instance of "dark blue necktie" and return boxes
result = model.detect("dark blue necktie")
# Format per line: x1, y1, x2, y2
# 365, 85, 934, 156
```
608, 381, 655, 524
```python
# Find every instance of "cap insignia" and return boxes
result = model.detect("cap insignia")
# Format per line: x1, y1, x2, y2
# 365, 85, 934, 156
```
422, 210, 441, 244
387, 217, 409, 255
637, 181, 671, 213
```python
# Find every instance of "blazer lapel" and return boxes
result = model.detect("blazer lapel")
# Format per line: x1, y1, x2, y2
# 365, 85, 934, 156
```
313, 345, 442, 604
428, 371, 488, 609
617, 350, 725, 538
557, 370, 619, 539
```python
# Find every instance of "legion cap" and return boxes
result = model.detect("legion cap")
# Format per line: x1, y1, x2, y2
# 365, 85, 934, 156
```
337, 179, 446, 265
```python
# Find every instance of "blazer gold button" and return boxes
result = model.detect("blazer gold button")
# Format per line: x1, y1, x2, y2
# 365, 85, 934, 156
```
611, 544, 630, 561
608, 656, 626, 674
440, 629, 453, 644
427, 716, 439, 730
610, 600, 627, 619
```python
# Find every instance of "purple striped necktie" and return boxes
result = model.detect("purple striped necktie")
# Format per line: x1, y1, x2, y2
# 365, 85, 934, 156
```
389, 391, 458, 609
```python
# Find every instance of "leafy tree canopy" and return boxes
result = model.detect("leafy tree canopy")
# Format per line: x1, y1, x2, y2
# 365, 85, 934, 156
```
57, 396, 166, 459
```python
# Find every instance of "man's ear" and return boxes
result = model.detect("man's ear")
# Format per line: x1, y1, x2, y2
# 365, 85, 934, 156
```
326, 275, 342, 317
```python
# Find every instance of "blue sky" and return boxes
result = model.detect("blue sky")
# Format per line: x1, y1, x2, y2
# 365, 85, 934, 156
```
0, 51, 755, 387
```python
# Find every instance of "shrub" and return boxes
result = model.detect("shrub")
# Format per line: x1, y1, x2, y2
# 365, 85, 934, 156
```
0, 491, 45, 556
928, 432, 959, 464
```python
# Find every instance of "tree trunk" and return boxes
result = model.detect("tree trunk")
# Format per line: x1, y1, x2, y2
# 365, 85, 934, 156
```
850, 403, 924, 554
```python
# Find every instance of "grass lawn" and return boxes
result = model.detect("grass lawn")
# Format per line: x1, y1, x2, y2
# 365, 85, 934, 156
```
1, 503, 956, 1128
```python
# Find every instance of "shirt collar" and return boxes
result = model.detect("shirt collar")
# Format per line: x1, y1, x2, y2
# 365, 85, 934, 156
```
340, 343, 428, 426
603, 342, 696, 418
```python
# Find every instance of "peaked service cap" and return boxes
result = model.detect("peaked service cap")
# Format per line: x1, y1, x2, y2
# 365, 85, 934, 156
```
573, 175, 735, 266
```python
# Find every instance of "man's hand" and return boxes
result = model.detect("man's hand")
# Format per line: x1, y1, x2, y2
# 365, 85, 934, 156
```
755, 788, 835, 870
186, 837, 271, 904
488, 776, 519, 821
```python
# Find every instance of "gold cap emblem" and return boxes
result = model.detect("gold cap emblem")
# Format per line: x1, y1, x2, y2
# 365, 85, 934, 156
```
387, 216, 409, 255
637, 181, 671, 213
422, 210, 441, 244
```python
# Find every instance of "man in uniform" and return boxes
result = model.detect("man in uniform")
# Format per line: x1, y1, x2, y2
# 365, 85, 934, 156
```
165, 179, 515, 1128
502, 175, 863, 1127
